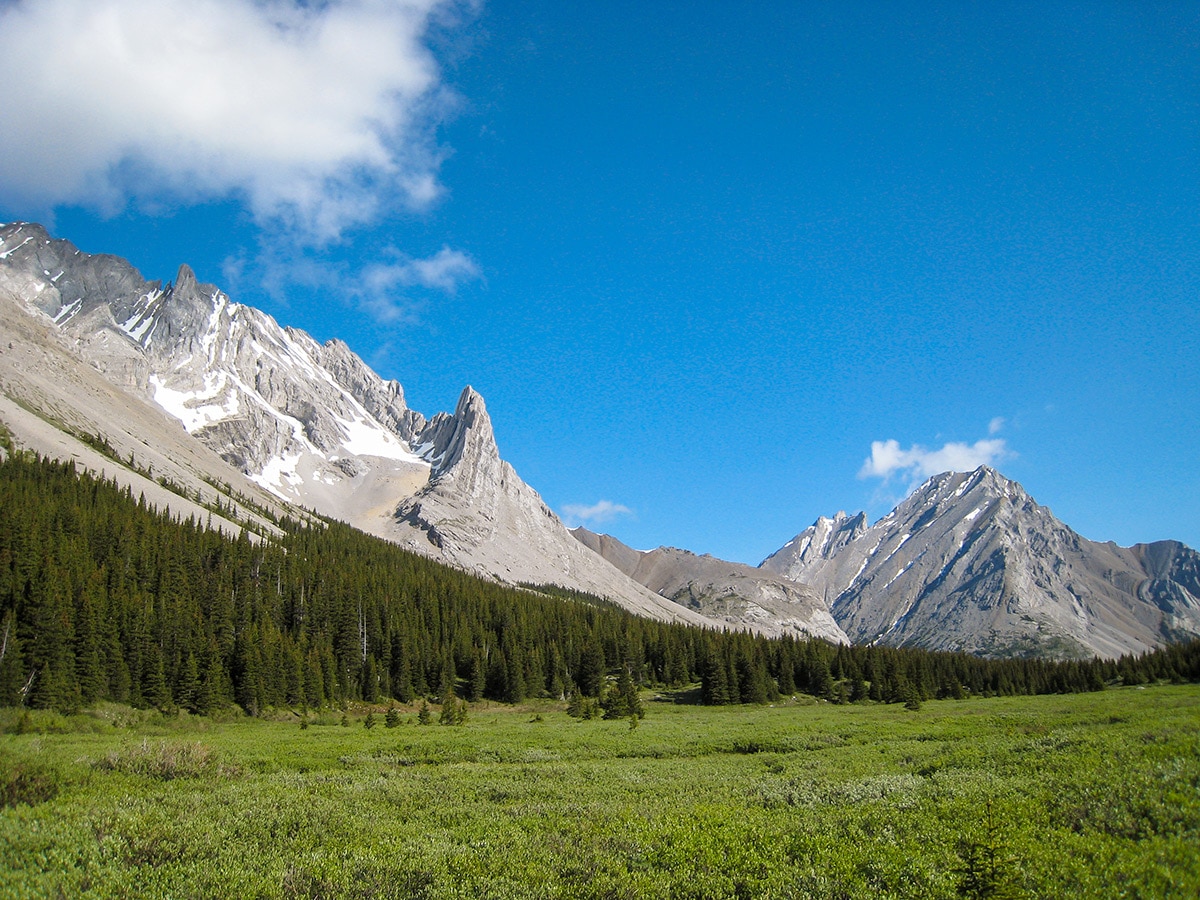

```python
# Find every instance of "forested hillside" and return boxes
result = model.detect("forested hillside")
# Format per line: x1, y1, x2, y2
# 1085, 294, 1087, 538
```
1, 444, 1197, 716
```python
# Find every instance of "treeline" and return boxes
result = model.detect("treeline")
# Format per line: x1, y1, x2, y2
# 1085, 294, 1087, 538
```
0, 450, 1197, 716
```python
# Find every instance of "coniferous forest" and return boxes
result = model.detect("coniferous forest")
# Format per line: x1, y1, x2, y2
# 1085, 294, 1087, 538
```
2, 446, 1198, 717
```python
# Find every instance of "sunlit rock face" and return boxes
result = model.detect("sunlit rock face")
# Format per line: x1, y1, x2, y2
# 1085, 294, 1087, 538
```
763, 467, 1200, 658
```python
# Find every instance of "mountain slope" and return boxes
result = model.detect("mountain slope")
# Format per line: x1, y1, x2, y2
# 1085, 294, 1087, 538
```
0, 221, 714, 627
383, 389, 716, 624
0, 241, 292, 540
572, 527, 848, 641
762, 467, 1200, 658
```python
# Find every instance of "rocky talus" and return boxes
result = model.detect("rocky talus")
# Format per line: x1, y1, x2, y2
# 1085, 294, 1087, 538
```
572, 528, 848, 642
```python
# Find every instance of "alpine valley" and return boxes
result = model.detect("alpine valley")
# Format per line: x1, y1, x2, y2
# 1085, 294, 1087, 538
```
2, 221, 1197, 659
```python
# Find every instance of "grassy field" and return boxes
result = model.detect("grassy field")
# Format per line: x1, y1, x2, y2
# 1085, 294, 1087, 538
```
1, 686, 1198, 899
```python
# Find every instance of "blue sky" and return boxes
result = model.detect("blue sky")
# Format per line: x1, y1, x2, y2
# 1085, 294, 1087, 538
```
1, 1, 1197, 564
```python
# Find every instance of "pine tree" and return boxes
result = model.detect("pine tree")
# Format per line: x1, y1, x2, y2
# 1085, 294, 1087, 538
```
466, 650, 486, 702
578, 637, 605, 697
701, 652, 730, 705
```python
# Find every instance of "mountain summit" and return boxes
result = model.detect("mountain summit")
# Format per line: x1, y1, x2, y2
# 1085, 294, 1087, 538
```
762, 467, 1200, 658
0, 222, 713, 627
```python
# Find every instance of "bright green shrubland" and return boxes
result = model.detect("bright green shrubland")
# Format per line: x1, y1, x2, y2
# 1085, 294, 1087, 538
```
1, 685, 1197, 898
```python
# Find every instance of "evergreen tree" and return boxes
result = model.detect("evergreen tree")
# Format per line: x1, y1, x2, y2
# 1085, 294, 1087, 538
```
466, 650, 486, 702
577, 637, 605, 697
701, 651, 731, 705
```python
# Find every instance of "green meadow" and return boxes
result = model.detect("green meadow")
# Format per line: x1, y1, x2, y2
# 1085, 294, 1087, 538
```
2, 685, 1198, 899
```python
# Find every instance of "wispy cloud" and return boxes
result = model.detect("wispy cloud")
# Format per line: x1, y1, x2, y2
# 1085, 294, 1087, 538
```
221, 242, 480, 326
361, 246, 481, 294
0, 0, 467, 244
561, 500, 634, 527
859, 434, 1012, 483
354, 246, 481, 324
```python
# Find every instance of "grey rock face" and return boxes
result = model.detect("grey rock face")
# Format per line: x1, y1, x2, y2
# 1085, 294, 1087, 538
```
761, 511, 867, 580
0, 221, 431, 518
573, 527, 849, 642
390, 391, 719, 627
763, 467, 1200, 658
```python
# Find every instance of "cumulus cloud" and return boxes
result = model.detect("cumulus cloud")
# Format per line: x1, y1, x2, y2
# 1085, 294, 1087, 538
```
859, 437, 1011, 482
561, 500, 634, 527
0, 0, 465, 242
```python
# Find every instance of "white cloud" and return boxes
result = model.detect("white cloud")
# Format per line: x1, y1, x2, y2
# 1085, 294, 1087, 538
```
988, 416, 1006, 435
0, 0, 466, 242
859, 437, 1012, 482
361, 247, 481, 295
561, 500, 634, 527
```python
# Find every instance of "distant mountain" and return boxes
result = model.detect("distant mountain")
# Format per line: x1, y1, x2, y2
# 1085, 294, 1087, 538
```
572, 528, 848, 642
762, 467, 1200, 658
6, 222, 1199, 658
0, 222, 713, 628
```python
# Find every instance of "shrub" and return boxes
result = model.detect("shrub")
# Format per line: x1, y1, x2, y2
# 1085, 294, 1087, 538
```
0, 754, 63, 807
93, 740, 236, 780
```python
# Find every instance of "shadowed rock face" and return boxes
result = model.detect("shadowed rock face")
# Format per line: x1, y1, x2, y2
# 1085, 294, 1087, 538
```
572, 528, 849, 642
762, 467, 1200, 658
0, 221, 721, 628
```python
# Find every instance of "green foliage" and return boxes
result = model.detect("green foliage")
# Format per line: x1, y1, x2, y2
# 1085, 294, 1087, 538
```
362, 712, 376, 729
566, 691, 601, 720
0, 687, 1197, 897
0, 752, 63, 807
93, 739, 233, 780
955, 801, 1022, 898
384, 706, 400, 728
438, 697, 468, 726
2, 450, 1198, 725
602, 666, 645, 720
417, 701, 431, 726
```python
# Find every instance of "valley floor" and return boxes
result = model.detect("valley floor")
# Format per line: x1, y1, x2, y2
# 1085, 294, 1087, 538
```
2, 686, 1198, 899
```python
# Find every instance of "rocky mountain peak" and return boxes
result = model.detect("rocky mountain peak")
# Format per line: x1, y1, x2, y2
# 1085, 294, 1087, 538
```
763, 466, 1200, 658
420, 385, 497, 482
760, 508, 867, 579
173, 263, 199, 294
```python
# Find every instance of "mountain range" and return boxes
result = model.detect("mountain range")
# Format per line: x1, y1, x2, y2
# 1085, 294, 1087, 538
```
2, 220, 1197, 658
